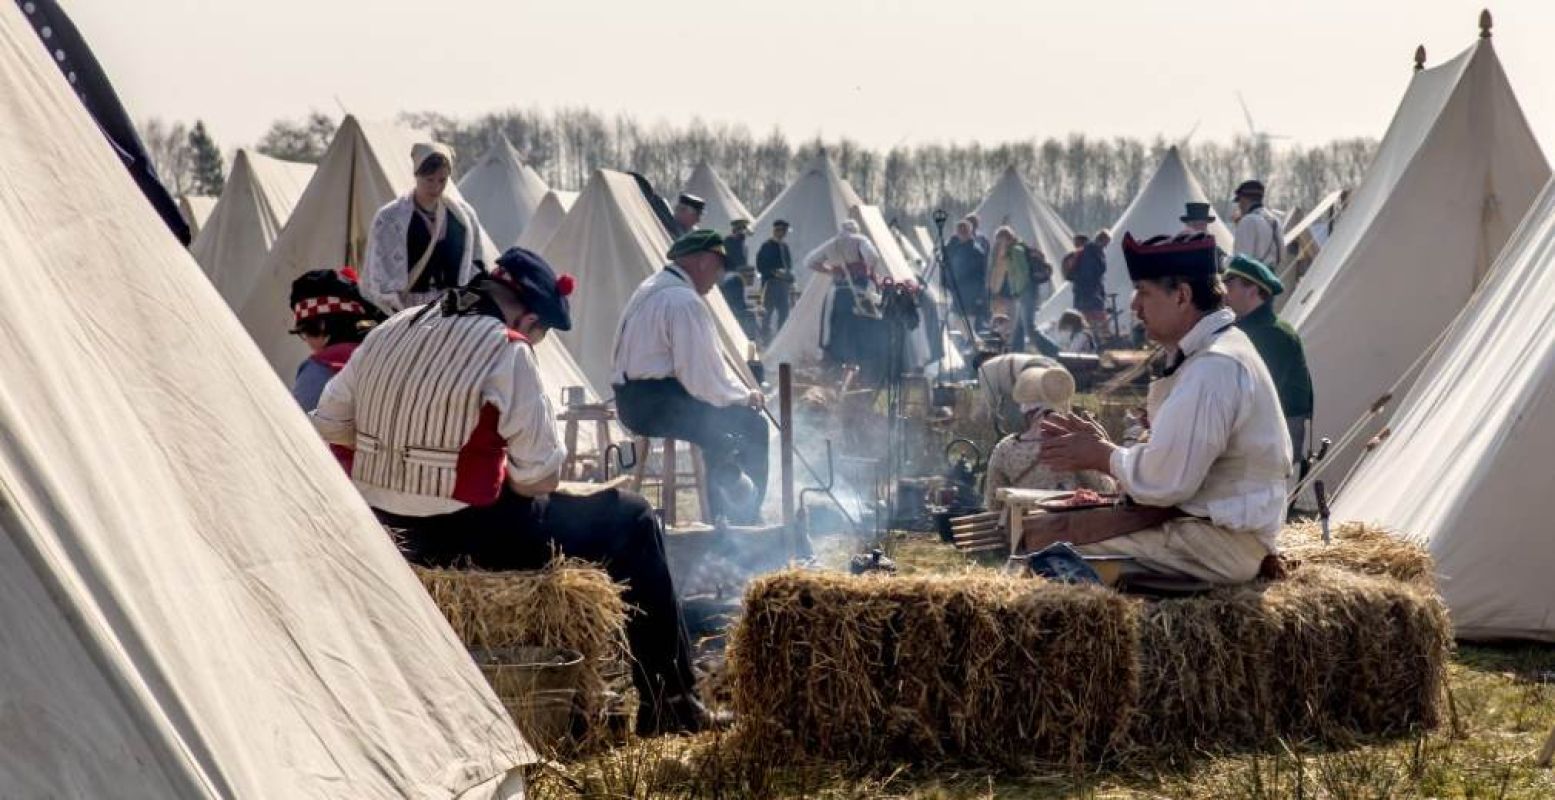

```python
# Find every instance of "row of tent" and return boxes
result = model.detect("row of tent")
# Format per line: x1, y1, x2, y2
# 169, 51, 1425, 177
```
183, 27, 1554, 646
4, 0, 1551, 791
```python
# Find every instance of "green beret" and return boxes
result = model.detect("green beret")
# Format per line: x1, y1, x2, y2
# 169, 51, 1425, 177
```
667, 229, 726, 261
1226, 254, 1283, 297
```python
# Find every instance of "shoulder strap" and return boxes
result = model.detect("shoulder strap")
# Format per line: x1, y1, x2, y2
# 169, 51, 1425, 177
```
405, 199, 447, 291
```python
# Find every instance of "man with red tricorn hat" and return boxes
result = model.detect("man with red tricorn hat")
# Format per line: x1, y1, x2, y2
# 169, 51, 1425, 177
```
1036, 232, 1291, 584
311, 246, 714, 735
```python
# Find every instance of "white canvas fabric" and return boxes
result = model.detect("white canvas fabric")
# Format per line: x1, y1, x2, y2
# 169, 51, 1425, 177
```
764, 204, 963, 372
0, 5, 531, 795
232, 117, 600, 424
542, 168, 756, 393
189, 149, 314, 310
682, 162, 754, 234
515, 189, 572, 253
1282, 38, 1548, 482
1335, 178, 1555, 642
1036, 147, 1232, 329
972, 166, 1075, 266
750, 152, 865, 292
458, 136, 550, 250
178, 194, 217, 238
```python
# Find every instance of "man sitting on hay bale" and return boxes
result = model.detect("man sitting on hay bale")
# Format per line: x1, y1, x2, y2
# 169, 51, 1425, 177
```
309, 246, 714, 736
1038, 232, 1291, 584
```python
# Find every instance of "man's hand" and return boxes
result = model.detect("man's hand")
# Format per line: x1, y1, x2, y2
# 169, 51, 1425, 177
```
747, 390, 766, 409
1039, 412, 1117, 473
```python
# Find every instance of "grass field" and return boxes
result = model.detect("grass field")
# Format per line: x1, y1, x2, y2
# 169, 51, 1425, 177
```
528, 532, 1555, 799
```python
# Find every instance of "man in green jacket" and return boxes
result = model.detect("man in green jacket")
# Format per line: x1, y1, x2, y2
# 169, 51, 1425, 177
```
1223, 255, 1314, 459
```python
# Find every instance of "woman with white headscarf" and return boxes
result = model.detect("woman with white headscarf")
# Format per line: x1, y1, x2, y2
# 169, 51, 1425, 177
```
984, 366, 1114, 510
361, 142, 489, 313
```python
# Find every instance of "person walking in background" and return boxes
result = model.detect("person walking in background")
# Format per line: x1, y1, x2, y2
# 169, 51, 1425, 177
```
1071, 228, 1111, 339
988, 226, 1037, 351
720, 219, 758, 339
943, 219, 989, 327
1232, 180, 1283, 268
362, 143, 488, 314
756, 219, 795, 341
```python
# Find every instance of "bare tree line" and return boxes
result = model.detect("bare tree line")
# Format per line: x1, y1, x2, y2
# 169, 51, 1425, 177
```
151, 108, 1377, 235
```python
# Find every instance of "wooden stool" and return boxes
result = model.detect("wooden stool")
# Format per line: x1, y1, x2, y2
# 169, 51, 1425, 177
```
559, 404, 615, 481
630, 437, 712, 527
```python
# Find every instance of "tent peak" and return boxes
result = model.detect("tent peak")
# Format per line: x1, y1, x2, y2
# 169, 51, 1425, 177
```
1414, 45, 1427, 71
1479, 8, 1492, 38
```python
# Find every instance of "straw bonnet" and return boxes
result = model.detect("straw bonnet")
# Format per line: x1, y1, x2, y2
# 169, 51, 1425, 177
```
1012, 366, 1076, 414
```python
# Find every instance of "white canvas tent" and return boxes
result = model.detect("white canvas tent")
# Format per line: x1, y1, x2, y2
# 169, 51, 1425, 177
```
189, 149, 314, 309
750, 152, 864, 292
1035, 146, 1232, 329
233, 116, 600, 414
1274, 188, 1349, 309
1283, 36, 1548, 481
1334, 178, 1555, 641
972, 166, 1075, 266
178, 194, 217, 238
458, 135, 550, 250
515, 189, 574, 252
0, 4, 531, 794
764, 204, 963, 373
541, 168, 757, 394
682, 162, 754, 234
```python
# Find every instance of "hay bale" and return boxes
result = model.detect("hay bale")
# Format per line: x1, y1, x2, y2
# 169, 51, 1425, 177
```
730, 560, 1451, 771
728, 569, 1139, 769
1132, 565, 1451, 752
1280, 521, 1436, 588
415, 558, 629, 723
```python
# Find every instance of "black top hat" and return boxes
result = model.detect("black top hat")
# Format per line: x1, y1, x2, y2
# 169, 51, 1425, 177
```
1180, 202, 1217, 224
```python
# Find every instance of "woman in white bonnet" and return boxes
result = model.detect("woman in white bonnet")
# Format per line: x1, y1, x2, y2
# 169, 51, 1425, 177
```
984, 365, 1115, 510
361, 142, 489, 313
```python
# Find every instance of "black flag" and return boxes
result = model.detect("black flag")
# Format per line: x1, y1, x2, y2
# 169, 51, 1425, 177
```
14, 0, 192, 245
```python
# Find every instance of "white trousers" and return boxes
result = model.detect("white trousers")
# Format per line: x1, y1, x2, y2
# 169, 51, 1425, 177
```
1077, 517, 1269, 584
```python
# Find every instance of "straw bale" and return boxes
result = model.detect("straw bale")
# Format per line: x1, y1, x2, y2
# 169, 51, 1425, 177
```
1280, 521, 1436, 588
415, 558, 629, 721
731, 551, 1451, 770
728, 569, 1139, 769
1132, 564, 1451, 752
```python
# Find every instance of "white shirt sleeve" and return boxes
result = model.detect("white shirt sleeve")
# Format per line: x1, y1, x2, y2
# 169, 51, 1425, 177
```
1108, 356, 1241, 507
804, 241, 831, 273
309, 352, 360, 447
484, 342, 567, 485
666, 296, 749, 407
860, 237, 882, 272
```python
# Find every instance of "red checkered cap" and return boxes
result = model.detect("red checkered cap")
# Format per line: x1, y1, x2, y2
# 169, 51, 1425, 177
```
293, 295, 366, 326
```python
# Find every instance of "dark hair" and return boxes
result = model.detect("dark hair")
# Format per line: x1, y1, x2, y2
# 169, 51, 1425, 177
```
1150, 274, 1225, 313
295, 315, 373, 345
414, 152, 451, 177
1072, 234, 1089, 246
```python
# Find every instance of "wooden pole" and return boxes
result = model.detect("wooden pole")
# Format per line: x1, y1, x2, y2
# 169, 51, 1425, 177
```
780, 363, 795, 530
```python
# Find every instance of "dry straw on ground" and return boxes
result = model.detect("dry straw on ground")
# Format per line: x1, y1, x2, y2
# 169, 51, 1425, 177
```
1280, 520, 1437, 588
415, 558, 629, 723
729, 530, 1451, 771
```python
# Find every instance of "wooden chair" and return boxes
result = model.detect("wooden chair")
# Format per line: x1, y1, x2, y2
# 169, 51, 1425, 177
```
629, 437, 712, 527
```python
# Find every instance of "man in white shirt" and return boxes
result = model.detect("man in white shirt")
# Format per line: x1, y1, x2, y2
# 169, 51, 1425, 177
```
613, 230, 769, 524
312, 247, 711, 736
1231, 180, 1282, 269
805, 220, 891, 384
1038, 232, 1291, 584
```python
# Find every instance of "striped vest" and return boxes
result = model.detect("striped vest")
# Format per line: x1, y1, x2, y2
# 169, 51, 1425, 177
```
349, 306, 516, 505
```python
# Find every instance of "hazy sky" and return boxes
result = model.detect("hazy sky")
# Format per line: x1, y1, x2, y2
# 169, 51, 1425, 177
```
67, 0, 1555, 162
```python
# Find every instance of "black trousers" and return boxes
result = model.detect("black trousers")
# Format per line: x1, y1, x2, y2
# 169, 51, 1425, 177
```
614, 377, 769, 524
825, 284, 891, 386
380, 489, 698, 705
762, 282, 791, 341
